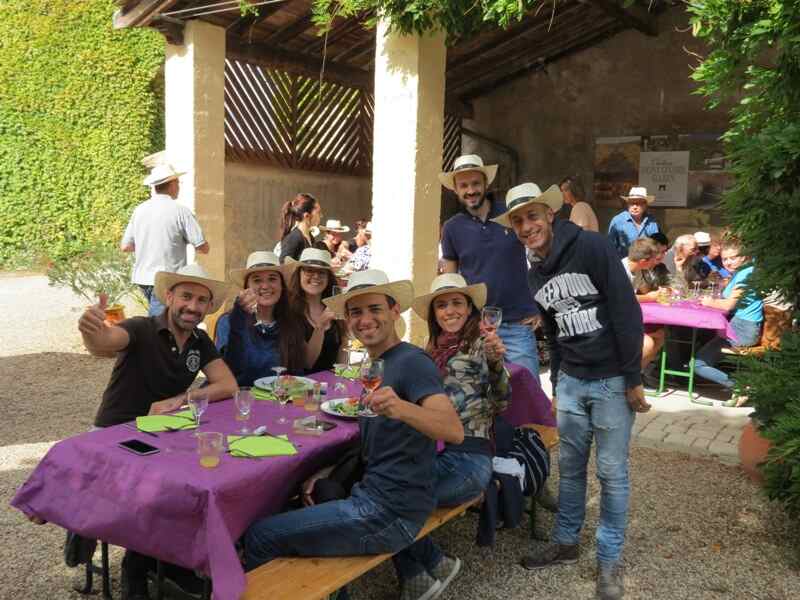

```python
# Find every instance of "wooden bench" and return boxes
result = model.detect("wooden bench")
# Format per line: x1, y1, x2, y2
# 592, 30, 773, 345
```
241, 497, 481, 600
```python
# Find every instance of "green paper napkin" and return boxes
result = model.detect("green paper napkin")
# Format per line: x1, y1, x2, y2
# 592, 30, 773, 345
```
136, 413, 198, 433
335, 367, 360, 379
250, 387, 276, 401
227, 434, 297, 458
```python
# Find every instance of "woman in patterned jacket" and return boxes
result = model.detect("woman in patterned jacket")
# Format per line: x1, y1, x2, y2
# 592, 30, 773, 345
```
412, 273, 511, 507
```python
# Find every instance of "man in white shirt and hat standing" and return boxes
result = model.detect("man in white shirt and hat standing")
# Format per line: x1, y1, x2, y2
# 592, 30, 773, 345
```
121, 163, 209, 316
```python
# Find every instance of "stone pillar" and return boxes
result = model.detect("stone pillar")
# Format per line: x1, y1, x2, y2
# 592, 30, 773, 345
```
164, 20, 227, 280
370, 21, 446, 345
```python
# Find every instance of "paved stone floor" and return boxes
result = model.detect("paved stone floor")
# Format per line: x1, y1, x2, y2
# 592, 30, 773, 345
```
538, 374, 751, 465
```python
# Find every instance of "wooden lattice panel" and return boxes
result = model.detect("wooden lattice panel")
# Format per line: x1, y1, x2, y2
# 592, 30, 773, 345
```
224, 58, 372, 175
225, 58, 458, 176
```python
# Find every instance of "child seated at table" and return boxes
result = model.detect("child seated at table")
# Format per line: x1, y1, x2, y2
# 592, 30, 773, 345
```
696, 238, 763, 406
623, 238, 666, 369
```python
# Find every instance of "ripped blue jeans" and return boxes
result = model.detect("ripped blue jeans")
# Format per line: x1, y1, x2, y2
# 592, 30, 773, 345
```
553, 372, 635, 568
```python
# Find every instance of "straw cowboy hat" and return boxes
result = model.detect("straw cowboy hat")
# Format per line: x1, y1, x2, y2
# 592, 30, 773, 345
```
284, 248, 336, 276
491, 182, 563, 228
143, 163, 185, 187
319, 219, 350, 234
323, 269, 413, 318
694, 231, 711, 246
438, 154, 498, 191
412, 273, 487, 322
153, 264, 230, 314
621, 186, 655, 204
229, 251, 287, 289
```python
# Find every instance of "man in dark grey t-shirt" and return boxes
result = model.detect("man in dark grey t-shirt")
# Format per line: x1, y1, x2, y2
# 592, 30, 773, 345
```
245, 269, 464, 600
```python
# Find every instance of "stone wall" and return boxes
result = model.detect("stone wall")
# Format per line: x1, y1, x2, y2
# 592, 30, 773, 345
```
464, 5, 732, 239
224, 162, 372, 271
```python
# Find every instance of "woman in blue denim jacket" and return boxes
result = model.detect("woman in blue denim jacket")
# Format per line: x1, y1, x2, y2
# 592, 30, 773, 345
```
216, 251, 306, 386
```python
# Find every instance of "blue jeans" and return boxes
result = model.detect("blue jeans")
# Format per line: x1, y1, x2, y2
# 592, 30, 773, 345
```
694, 317, 762, 389
138, 284, 165, 317
553, 372, 635, 568
244, 485, 427, 579
498, 321, 540, 383
399, 451, 492, 575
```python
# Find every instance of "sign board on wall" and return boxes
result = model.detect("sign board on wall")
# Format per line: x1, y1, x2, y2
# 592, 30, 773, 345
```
638, 151, 690, 207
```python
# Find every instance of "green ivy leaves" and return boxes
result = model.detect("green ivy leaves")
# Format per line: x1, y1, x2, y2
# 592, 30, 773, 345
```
0, 0, 165, 267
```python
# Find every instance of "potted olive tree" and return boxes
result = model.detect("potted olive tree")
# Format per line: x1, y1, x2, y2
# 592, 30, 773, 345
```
47, 244, 138, 324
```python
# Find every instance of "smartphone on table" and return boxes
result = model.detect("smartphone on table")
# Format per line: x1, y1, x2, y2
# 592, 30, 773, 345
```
118, 439, 160, 456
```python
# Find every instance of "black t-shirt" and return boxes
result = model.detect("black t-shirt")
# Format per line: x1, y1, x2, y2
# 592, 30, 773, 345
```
303, 320, 342, 372
358, 342, 444, 525
94, 312, 221, 427
348, 239, 358, 253
280, 228, 313, 263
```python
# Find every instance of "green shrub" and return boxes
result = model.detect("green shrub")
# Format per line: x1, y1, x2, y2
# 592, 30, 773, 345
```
690, 0, 800, 522
46, 243, 138, 306
0, 0, 164, 267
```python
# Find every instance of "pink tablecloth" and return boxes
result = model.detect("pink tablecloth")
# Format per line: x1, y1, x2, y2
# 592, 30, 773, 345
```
11, 372, 360, 600
502, 362, 555, 428
641, 301, 736, 342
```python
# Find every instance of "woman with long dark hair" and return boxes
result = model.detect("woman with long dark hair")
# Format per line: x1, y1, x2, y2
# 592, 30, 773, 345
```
279, 193, 322, 263
285, 248, 347, 372
220, 251, 306, 386
414, 273, 510, 503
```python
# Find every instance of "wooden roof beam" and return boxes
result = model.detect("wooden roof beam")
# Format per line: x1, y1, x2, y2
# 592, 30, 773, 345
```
227, 38, 372, 89
457, 21, 623, 100
228, 3, 285, 38
265, 13, 316, 45
113, 0, 179, 29
581, 0, 657, 36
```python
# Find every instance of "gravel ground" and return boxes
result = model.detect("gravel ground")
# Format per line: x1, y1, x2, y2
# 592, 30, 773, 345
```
2, 274, 799, 600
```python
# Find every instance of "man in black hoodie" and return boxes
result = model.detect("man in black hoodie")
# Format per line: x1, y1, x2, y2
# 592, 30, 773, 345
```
493, 183, 649, 600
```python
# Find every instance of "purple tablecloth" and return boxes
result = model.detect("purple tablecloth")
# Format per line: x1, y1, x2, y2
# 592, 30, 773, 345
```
11, 372, 360, 600
641, 301, 736, 342
502, 362, 555, 428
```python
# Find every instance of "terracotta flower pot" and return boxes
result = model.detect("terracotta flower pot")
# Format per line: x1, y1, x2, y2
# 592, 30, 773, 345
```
103, 304, 126, 325
738, 419, 771, 483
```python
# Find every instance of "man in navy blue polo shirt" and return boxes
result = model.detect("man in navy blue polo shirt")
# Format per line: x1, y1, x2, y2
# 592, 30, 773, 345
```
439, 154, 541, 380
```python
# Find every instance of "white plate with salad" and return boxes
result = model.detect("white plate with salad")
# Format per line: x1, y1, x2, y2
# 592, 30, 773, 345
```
320, 397, 361, 419
253, 375, 316, 392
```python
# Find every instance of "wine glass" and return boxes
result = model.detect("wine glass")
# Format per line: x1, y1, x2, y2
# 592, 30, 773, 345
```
271, 365, 287, 392
274, 375, 290, 424
234, 388, 253, 435
481, 306, 503, 334
187, 390, 209, 431
332, 362, 348, 395
358, 358, 384, 418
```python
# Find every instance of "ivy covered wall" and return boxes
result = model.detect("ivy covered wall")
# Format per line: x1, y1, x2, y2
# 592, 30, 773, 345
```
0, 0, 165, 266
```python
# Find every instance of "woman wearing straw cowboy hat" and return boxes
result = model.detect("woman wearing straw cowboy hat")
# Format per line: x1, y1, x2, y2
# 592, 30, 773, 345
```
284, 248, 347, 372
217, 251, 306, 387
607, 186, 661, 259
246, 269, 463, 600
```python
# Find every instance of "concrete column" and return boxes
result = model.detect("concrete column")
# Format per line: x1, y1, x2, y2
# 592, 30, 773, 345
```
370, 20, 446, 345
165, 20, 227, 280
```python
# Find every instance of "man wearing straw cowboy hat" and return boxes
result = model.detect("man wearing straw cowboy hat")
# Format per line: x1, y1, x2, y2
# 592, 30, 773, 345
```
439, 154, 542, 381
607, 186, 661, 258
121, 163, 210, 316
76, 263, 237, 599
495, 182, 647, 600
245, 269, 464, 600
